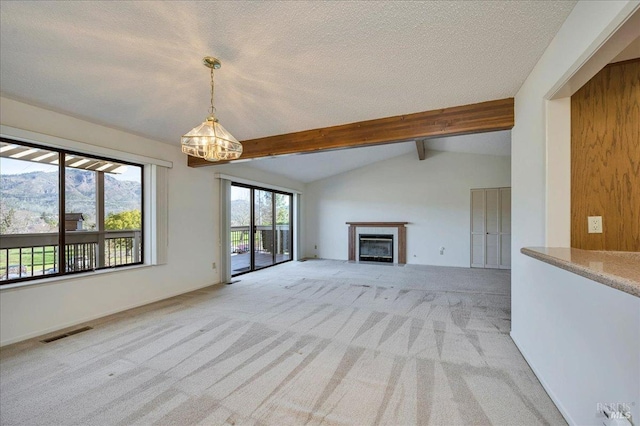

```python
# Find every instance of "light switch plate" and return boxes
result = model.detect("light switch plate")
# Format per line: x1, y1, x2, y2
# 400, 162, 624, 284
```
588, 216, 603, 233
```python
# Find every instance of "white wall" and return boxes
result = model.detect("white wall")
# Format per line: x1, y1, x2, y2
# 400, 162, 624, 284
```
0, 97, 303, 346
304, 150, 510, 267
214, 163, 305, 193
511, 257, 640, 426
511, 1, 640, 424
545, 98, 571, 247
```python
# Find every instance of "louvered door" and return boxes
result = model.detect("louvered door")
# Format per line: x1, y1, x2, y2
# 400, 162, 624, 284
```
471, 187, 511, 269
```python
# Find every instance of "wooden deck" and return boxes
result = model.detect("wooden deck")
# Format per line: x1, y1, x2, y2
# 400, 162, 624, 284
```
231, 251, 290, 275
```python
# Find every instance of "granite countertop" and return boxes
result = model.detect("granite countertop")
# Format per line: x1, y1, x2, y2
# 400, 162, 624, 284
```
521, 247, 640, 298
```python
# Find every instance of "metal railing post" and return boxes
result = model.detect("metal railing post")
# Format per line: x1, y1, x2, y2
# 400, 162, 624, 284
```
133, 231, 141, 263
96, 171, 106, 268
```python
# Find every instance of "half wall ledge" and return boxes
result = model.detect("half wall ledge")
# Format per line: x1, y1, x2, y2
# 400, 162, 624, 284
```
521, 247, 640, 298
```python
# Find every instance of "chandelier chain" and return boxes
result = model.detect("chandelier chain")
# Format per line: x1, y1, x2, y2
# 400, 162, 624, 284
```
209, 66, 215, 115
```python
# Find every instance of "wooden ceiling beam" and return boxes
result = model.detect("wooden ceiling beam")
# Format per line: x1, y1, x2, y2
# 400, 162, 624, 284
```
415, 139, 426, 161
188, 97, 514, 167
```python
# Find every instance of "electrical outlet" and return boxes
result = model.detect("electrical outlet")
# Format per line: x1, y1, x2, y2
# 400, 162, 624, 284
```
212, 262, 216, 269
440, 247, 445, 255
314, 245, 317, 250
588, 216, 603, 234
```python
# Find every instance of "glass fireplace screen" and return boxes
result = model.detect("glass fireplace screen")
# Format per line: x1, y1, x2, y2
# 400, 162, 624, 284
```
359, 234, 394, 263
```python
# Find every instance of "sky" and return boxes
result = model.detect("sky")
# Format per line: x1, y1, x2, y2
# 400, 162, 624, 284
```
0, 157, 141, 182
231, 185, 250, 201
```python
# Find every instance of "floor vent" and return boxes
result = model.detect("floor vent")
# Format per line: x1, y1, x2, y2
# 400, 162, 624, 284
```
40, 326, 93, 343
298, 259, 307, 262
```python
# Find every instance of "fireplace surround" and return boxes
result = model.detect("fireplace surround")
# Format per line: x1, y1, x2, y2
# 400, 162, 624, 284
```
346, 222, 408, 264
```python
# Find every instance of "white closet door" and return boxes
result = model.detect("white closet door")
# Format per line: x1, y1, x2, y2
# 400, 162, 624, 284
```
471, 189, 486, 267
471, 187, 511, 269
485, 189, 500, 269
499, 188, 511, 269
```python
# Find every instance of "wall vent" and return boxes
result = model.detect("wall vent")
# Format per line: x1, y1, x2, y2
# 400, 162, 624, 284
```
40, 326, 93, 343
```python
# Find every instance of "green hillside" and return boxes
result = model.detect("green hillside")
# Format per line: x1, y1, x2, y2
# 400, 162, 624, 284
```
1, 169, 141, 233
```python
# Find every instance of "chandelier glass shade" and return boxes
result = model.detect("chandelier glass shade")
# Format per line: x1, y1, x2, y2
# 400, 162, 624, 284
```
181, 116, 242, 161
181, 57, 242, 162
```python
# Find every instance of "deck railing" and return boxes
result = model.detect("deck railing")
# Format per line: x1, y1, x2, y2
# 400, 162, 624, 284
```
0, 230, 141, 281
230, 225, 290, 255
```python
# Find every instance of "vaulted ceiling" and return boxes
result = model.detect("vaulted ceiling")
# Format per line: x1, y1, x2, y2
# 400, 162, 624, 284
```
1, 1, 575, 147
224, 130, 512, 183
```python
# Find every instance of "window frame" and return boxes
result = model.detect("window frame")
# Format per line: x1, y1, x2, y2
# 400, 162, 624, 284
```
0, 137, 145, 285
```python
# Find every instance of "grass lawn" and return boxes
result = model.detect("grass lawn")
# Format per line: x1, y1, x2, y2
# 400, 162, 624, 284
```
1, 241, 140, 279
0, 246, 57, 276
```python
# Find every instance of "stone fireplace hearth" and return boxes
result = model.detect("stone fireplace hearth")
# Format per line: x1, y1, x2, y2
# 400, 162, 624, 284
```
346, 222, 408, 264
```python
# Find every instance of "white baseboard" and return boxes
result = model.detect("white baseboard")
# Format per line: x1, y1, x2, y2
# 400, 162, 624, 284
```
510, 332, 576, 426
0, 280, 223, 347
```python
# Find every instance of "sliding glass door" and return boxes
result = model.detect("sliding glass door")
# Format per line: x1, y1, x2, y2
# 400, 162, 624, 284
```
230, 184, 292, 276
254, 189, 274, 269
230, 186, 251, 275
275, 193, 291, 262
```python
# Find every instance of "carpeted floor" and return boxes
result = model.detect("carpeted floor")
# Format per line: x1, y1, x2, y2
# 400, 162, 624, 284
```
0, 260, 566, 425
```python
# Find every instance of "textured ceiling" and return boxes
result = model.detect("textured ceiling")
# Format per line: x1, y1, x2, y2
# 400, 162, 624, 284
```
227, 130, 511, 183
0, 1, 575, 148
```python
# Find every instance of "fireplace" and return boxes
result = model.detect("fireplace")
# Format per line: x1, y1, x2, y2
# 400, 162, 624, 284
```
359, 234, 394, 263
347, 222, 408, 264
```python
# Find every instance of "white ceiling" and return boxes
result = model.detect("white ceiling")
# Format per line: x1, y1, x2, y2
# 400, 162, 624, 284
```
224, 141, 418, 184
225, 130, 511, 183
424, 130, 511, 157
1, 1, 575, 147
611, 37, 640, 63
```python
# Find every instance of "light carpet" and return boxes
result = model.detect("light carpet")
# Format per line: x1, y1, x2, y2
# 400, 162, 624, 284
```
0, 259, 566, 425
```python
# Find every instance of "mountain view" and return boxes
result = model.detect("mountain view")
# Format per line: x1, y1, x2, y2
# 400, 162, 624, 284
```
1, 169, 141, 233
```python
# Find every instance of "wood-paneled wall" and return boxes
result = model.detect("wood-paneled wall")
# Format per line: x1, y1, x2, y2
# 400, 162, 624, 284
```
571, 58, 640, 251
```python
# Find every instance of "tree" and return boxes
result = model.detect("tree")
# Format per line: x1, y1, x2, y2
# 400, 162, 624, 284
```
275, 195, 290, 225
105, 210, 141, 230
0, 207, 15, 234
41, 211, 58, 227
104, 210, 141, 257
230, 199, 250, 227
257, 192, 273, 225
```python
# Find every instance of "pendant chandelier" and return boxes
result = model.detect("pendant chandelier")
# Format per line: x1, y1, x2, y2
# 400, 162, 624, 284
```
181, 57, 242, 161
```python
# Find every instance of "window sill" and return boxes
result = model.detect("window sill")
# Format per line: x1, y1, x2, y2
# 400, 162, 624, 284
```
0, 264, 153, 292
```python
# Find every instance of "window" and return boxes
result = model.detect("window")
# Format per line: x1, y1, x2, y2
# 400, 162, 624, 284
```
0, 138, 143, 284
